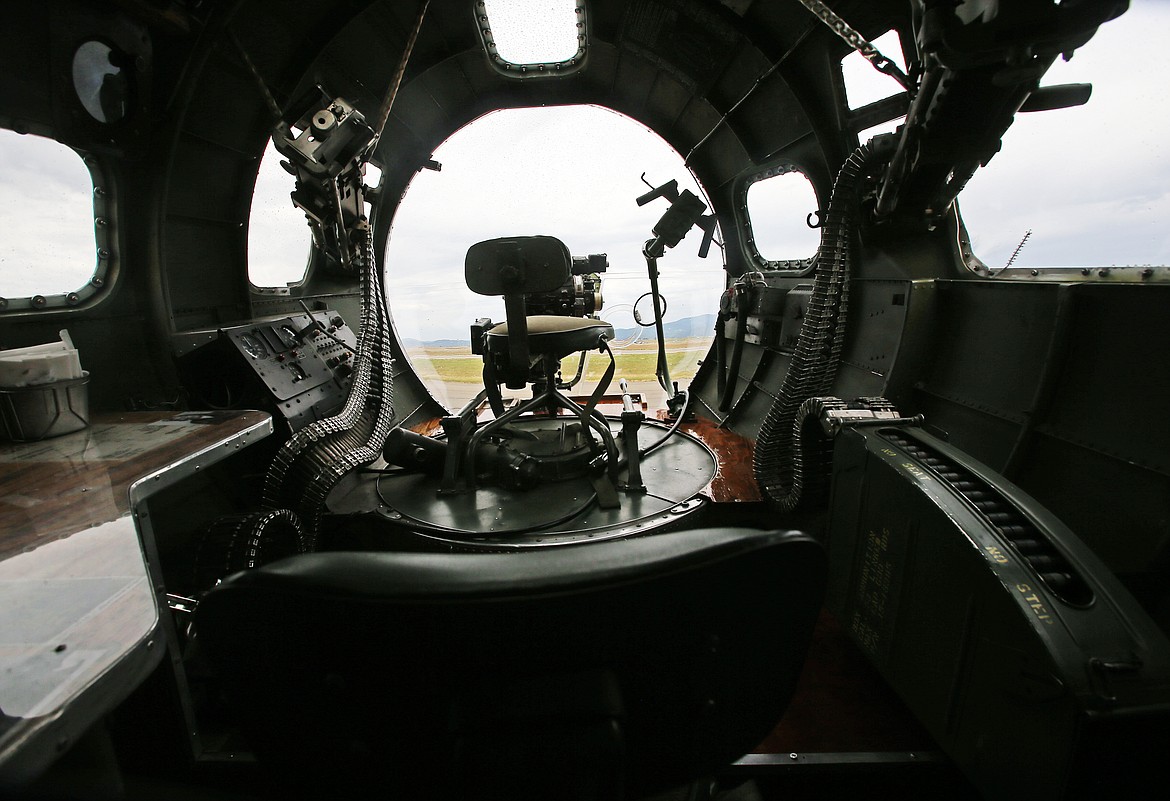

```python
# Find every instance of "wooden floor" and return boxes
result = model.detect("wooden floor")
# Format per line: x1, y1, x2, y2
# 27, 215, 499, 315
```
754, 609, 935, 755
673, 414, 762, 503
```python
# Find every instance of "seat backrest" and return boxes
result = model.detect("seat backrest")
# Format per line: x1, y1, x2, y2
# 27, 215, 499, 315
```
465, 234, 571, 297
465, 235, 573, 388
195, 527, 826, 800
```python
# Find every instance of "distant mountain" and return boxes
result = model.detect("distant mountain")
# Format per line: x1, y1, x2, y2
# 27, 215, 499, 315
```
401, 337, 469, 348
614, 313, 716, 341
406, 313, 716, 348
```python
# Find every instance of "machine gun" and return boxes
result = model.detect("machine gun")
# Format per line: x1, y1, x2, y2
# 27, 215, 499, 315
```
261, 88, 396, 551
272, 87, 377, 272
871, 0, 1126, 222
525, 253, 608, 318
635, 177, 718, 417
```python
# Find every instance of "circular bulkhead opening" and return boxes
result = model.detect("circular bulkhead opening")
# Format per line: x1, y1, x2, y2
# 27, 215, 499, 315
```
383, 104, 726, 413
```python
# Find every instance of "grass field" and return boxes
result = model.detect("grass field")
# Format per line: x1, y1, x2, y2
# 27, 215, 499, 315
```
406, 336, 710, 385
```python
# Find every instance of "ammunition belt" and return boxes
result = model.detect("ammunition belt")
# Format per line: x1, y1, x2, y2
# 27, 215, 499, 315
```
787, 396, 900, 511
262, 228, 396, 550
753, 143, 876, 512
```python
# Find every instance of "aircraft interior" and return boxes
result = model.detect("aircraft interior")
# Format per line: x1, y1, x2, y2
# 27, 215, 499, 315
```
1, 0, 1168, 799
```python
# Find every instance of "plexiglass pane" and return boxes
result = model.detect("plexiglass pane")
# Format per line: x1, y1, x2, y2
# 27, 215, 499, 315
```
858, 116, 904, 144
746, 171, 821, 263
0, 130, 96, 299
842, 30, 907, 110
484, 0, 582, 65
248, 140, 311, 288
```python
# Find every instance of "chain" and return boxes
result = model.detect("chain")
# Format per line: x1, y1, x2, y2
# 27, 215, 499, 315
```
796, 0, 914, 92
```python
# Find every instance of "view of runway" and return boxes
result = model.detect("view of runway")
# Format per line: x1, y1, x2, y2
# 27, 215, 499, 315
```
404, 337, 710, 413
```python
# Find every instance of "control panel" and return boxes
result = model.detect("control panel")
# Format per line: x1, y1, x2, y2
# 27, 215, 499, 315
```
180, 309, 358, 431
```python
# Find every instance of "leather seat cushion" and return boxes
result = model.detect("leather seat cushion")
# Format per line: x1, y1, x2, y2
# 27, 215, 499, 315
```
485, 315, 615, 358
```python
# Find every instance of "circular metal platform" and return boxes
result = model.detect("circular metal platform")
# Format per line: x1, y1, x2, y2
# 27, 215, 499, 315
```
328, 417, 717, 548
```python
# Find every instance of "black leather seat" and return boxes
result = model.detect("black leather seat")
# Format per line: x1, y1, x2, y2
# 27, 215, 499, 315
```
456, 235, 620, 493
195, 527, 826, 800
484, 314, 614, 362
466, 235, 614, 392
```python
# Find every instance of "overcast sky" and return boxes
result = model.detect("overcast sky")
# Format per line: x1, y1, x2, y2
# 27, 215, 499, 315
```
0, 133, 96, 298
2, 1, 1167, 333
958, 0, 1170, 268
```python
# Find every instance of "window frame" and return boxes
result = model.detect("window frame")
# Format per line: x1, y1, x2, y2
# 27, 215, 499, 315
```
475, 0, 589, 79
738, 164, 823, 274
837, 28, 912, 146
381, 103, 725, 413
0, 139, 115, 314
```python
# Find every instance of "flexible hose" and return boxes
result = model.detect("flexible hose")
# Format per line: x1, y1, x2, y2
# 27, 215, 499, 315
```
752, 143, 877, 512
638, 389, 690, 459
718, 294, 750, 412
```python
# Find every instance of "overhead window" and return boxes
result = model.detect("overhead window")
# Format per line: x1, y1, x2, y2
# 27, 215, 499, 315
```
248, 140, 312, 289
479, 0, 586, 73
743, 169, 821, 268
957, 2, 1170, 273
842, 30, 907, 110
0, 129, 102, 309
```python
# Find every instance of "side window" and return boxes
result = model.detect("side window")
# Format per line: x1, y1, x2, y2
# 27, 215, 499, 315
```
0, 129, 104, 310
248, 140, 312, 289
743, 169, 821, 269
957, 3, 1169, 274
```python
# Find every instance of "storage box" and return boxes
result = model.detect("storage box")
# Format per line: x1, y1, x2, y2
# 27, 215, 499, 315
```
0, 373, 90, 442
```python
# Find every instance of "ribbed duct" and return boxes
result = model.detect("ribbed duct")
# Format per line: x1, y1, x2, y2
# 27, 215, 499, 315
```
879, 429, 1093, 608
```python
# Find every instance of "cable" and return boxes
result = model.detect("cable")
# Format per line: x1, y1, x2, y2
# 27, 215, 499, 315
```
357, 466, 411, 475
229, 28, 283, 121
632, 291, 668, 326
297, 300, 357, 354
372, 0, 430, 145
718, 295, 749, 412
639, 389, 690, 458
